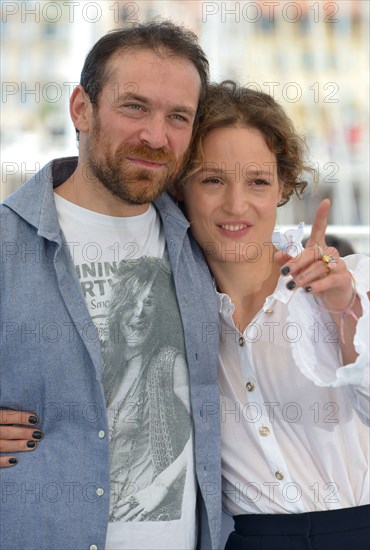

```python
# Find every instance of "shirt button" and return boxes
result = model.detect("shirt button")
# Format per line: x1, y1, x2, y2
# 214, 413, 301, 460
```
275, 471, 284, 480
98, 430, 105, 439
239, 336, 245, 346
259, 426, 270, 437
90, 546, 98, 550
246, 381, 255, 392
96, 487, 104, 497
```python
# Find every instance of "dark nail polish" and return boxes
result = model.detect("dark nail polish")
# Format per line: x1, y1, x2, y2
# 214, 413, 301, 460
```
8, 458, 17, 465
28, 415, 38, 425
286, 280, 296, 290
27, 440, 36, 449
32, 431, 43, 440
281, 266, 291, 276
305, 286, 312, 293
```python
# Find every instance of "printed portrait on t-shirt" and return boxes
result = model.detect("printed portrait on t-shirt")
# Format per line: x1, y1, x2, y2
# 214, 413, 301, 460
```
102, 256, 191, 523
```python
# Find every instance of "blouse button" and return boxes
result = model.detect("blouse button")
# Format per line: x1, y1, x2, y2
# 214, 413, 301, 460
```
246, 381, 255, 392
239, 336, 245, 347
275, 471, 284, 480
259, 426, 270, 437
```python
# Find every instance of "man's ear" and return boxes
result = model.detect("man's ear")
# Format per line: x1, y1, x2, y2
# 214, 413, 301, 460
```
69, 85, 93, 133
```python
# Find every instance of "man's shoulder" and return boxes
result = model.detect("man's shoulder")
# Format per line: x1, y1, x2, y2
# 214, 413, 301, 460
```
2, 157, 78, 236
155, 193, 189, 227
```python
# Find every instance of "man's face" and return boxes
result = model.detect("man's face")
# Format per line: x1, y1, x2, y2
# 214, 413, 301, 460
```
85, 48, 201, 205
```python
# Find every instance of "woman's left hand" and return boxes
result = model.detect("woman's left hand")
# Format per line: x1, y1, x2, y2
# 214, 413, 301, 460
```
275, 199, 355, 311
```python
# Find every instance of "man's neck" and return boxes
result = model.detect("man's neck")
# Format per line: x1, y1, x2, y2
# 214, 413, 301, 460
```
54, 163, 150, 217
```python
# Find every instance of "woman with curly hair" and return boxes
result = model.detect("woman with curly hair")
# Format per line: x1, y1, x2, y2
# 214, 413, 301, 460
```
178, 81, 369, 549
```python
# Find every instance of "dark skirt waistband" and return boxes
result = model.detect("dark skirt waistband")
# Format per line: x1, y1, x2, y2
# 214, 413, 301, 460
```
233, 505, 370, 537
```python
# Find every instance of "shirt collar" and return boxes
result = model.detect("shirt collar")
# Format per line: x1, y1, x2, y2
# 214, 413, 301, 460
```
215, 225, 304, 315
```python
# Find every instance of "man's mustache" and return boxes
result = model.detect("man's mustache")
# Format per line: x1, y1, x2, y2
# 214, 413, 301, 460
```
122, 144, 176, 164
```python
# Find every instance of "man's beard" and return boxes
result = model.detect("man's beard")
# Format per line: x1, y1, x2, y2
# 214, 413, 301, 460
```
86, 123, 184, 205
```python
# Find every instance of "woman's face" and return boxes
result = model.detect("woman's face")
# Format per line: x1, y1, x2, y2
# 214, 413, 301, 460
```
119, 282, 157, 348
181, 125, 283, 265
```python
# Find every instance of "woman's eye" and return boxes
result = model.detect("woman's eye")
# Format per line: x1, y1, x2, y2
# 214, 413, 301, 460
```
253, 179, 269, 186
202, 177, 222, 185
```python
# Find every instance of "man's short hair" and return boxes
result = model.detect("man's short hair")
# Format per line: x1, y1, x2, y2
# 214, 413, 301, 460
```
80, 20, 209, 124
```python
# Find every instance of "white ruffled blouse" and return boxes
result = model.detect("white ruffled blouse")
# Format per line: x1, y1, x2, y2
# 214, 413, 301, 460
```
218, 227, 369, 515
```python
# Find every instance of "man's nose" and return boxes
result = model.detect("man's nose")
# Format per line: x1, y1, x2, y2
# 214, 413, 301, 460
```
138, 113, 168, 149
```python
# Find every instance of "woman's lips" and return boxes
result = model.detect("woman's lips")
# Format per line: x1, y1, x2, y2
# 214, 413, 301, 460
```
217, 222, 252, 238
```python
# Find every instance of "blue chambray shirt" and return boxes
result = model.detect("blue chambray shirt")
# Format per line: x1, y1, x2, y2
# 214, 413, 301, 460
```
0, 158, 221, 550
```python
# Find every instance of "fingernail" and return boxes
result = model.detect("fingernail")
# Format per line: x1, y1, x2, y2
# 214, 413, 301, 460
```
286, 280, 296, 290
8, 458, 17, 465
281, 266, 290, 276
27, 441, 36, 449
28, 415, 38, 425
305, 286, 312, 293
32, 431, 43, 440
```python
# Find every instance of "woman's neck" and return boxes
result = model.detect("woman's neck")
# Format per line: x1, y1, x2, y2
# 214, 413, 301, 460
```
209, 250, 281, 332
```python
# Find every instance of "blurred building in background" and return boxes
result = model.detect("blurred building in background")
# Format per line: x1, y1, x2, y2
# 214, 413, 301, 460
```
1, 0, 369, 251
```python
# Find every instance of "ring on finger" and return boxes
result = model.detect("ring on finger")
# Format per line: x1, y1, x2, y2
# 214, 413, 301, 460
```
320, 254, 338, 275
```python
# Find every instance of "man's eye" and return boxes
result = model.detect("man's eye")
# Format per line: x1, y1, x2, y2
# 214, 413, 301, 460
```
170, 114, 187, 122
125, 104, 143, 111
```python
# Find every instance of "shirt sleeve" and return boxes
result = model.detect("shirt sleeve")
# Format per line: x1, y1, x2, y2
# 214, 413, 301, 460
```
287, 253, 369, 422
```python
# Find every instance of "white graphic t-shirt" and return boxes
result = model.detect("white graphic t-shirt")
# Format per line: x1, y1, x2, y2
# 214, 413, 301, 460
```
55, 194, 197, 550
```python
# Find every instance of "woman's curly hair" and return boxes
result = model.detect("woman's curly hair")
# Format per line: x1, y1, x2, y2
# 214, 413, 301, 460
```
184, 80, 314, 206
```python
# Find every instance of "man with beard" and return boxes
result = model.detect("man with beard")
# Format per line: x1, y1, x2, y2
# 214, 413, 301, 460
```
0, 22, 220, 550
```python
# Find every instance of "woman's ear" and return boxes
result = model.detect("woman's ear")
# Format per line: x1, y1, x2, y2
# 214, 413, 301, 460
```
69, 85, 93, 134
277, 180, 284, 205
172, 180, 186, 204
